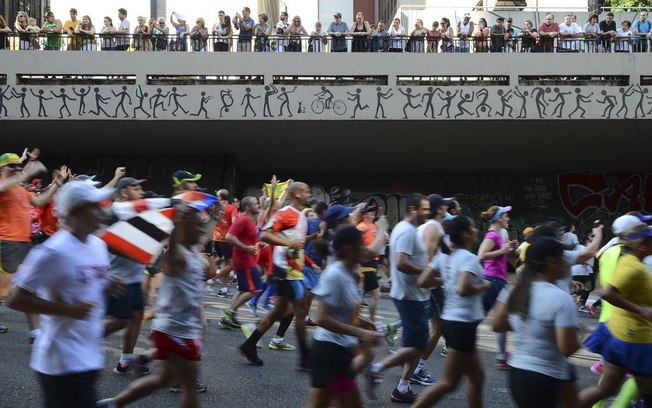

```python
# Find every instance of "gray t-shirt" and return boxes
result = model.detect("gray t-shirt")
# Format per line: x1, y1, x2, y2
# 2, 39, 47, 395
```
152, 245, 205, 339
312, 261, 360, 348
509, 281, 579, 380
117, 19, 130, 45
389, 220, 429, 301
109, 254, 145, 285
432, 248, 485, 322
555, 250, 580, 292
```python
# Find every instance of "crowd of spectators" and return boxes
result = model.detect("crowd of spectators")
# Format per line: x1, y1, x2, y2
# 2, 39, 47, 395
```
0, 7, 651, 53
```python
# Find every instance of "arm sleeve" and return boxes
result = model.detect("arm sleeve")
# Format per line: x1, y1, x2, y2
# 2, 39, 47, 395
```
228, 217, 244, 236
12, 246, 59, 293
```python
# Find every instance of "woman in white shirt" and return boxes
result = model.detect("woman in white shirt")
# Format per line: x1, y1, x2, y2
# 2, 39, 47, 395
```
413, 215, 491, 408
493, 236, 581, 408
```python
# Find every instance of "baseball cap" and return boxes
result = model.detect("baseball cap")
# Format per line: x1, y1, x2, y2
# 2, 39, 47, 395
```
443, 197, 456, 206
326, 204, 356, 228
427, 194, 446, 209
507, 17, 513, 22
490, 205, 512, 222
76, 174, 102, 186
612, 214, 645, 236
116, 177, 146, 190
172, 170, 201, 187
0, 153, 22, 168
332, 225, 364, 252
622, 223, 652, 241
55, 181, 115, 218
275, 22, 285, 29
333, 12, 342, 19
360, 203, 378, 214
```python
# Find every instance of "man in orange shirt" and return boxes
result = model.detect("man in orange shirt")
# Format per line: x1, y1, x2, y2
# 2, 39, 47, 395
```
0, 151, 60, 336
211, 189, 239, 297
356, 205, 385, 322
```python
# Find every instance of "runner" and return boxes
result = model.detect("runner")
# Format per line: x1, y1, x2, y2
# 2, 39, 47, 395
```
220, 196, 264, 328
493, 236, 581, 408
97, 205, 210, 408
103, 177, 151, 377
9, 181, 115, 407
304, 201, 328, 326
309, 225, 382, 408
239, 181, 311, 370
477, 205, 517, 369
356, 204, 384, 323
211, 189, 239, 298
412, 215, 491, 408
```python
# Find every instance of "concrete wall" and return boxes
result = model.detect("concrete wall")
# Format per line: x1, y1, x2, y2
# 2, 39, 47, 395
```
1, 51, 651, 121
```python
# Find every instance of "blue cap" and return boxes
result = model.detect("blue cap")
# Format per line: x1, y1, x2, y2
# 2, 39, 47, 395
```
326, 204, 356, 228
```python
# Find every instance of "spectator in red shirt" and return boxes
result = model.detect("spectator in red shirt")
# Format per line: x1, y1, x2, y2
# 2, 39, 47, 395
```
538, 14, 559, 52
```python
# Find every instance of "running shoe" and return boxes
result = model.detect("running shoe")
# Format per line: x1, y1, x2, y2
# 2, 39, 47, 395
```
219, 317, 236, 330
495, 353, 510, 370
361, 300, 369, 307
169, 380, 208, 393
578, 306, 590, 313
0, 325, 7, 333
222, 309, 241, 329
96, 398, 116, 407
364, 367, 382, 401
113, 362, 131, 375
385, 323, 397, 347
239, 344, 264, 366
410, 369, 437, 386
246, 300, 258, 317
269, 339, 296, 351
440, 345, 448, 357
590, 361, 603, 375
216, 289, 232, 298
587, 303, 598, 318
390, 387, 418, 403
240, 323, 262, 348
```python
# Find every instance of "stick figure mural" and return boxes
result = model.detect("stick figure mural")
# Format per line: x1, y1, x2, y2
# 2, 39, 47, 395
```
495, 89, 513, 118
30, 89, 51, 117
455, 92, 475, 118
133, 85, 151, 118
241, 87, 260, 117
50, 88, 76, 118
567, 88, 593, 119
89, 87, 111, 117
220, 89, 234, 117
596, 90, 617, 119
11, 87, 31, 118
531, 87, 551, 118
314, 86, 334, 110
421, 87, 440, 119
474, 88, 491, 117
374, 87, 393, 119
191, 91, 212, 119
398, 88, 422, 119
168, 87, 188, 116
632, 85, 647, 119
549, 87, 571, 118
149, 88, 169, 119
646, 92, 652, 115
277, 86, 297, 117
438, 90, 457, 119
512, 87, 528, 119
347, 88, 369, 118
616, 85, 634, 119
0, 86, 13, 117
263, 84, 278, 117
112, 86, 133, 118
72, 86, 91, 115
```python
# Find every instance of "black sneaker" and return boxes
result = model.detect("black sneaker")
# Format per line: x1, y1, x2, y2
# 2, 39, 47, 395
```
239, 344, 263, 366
113, 362, 130, 375
170, 380, 207, 393
390, 387, 418, 404
130, 356, 151, 379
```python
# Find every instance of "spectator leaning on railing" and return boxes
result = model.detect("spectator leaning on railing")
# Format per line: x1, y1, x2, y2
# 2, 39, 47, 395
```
308, 21, 327, 53
615, 20, 633, 53
76, 15, 97, 51
599, 12, 617, 52
41, 11, 62, 51
189, 17, 208, 52
518, 19, 538, 52
116, 8, 130, 51
632, 10, 650, 52
212, 11, 231, 52
153, 17, 169, 51
233, 7, 254, 52
63, 8, 80, 51
0, 15, 11, 50
456, 13, 474, 53
100, 16, 117, 51
559, 14, 582, 52
328, 12, 348, 52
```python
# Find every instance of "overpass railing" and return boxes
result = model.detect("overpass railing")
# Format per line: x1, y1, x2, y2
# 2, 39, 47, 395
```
1, 33, 650, 54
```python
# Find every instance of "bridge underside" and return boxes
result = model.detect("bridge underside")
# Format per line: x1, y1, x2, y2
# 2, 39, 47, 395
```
3, 119, 647, 174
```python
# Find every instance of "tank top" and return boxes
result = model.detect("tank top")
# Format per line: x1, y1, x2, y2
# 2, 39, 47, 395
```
152, 245, 205, 339
459, 21, 472, 35
354, 22, 366, 35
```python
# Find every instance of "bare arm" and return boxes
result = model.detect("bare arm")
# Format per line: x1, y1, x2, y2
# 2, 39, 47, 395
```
396, 252, 424, 275
261, 230, 303, 250
8, 287, 93, 319
225, 232, 256, 254
417, 265, 443, 287
491, 300, 512, 332
422, 223, 441, 264
315, 300, 379, 344
477, 237, 510, 261
457, 271, 490, 297
575, 227, 603, 264
555, 327, 581, 356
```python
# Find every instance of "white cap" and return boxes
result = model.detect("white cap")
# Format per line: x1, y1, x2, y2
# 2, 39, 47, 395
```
55, 181, 115, 218
275, 22, 285, 29
612, 214, 645, 236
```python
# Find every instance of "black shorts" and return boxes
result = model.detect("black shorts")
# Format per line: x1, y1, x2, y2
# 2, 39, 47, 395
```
429, 287, 445, 320
215, 242, 233, 261
441, 319, 480, 353
362, 271, 379, 292
510, 367, 561, 408
106, 282, 145, 319
0, 240, 32, 274
572, 276, 591, 284
38, 370, 99, 408
310, 340, 355, 388
275, 280, 306, 301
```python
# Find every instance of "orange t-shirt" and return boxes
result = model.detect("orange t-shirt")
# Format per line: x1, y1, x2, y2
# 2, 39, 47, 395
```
356, 221, 378, 246
212, 203, 238, 242
0, 184, 34, 242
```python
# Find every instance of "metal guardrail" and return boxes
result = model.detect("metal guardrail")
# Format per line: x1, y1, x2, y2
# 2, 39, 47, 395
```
0, 33, 650, 53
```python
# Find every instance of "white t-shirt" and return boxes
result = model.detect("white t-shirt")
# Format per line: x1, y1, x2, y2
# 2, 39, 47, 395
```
389, 220, 429, 301
555, 250, 580, 292
388, 25, 406, 49
615, 29, 632, 51
13, 230, 110, 375
570, 244, 593, 276
117, 19, 130, 45
312, 261, 360, 348
559, 23, 582, 50
509, 281, 579, 380
432, 248, 485, 322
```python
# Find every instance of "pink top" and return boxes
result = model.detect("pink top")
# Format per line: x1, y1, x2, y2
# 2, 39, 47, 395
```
482, 230, 507, 281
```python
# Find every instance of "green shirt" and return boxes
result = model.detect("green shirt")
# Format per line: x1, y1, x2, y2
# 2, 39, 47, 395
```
43, 21, 61, 49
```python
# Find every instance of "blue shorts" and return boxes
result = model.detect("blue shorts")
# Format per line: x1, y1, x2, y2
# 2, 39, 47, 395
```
236, 267, 264, 292
276, 280, 306, 302
106, 282, 145, 319
303, 265, 321, 291
392, 299, 430, 350
482, 276, 507, 313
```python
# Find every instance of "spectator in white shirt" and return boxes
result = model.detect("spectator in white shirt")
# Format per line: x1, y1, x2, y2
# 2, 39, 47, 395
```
559, 14, 582, 52
388, 17, 406, 52
615, 20, 633, 52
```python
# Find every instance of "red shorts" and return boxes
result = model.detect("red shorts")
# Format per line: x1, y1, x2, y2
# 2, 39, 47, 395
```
151, 330, 202, 361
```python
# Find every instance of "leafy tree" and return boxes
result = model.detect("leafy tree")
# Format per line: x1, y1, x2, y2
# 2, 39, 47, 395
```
602, 0, 649, 12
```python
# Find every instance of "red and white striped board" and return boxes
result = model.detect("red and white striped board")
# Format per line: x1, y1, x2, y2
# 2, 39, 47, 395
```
172, 191, 219, 211
111, 198, 172, 220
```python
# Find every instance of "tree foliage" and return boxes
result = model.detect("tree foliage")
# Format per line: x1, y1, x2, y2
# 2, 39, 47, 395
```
603, 0, 649, 12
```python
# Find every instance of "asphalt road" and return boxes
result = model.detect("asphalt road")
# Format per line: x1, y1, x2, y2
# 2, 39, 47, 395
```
0, 288, 602, 408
